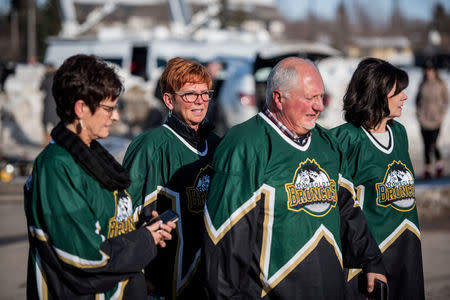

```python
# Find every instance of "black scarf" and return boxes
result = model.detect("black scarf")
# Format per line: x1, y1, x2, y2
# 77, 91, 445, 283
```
51, 122, 130, 191
165, 114, 214, 152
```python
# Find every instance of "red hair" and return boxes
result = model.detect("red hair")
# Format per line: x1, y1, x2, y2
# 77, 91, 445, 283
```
160, 57, 212, 94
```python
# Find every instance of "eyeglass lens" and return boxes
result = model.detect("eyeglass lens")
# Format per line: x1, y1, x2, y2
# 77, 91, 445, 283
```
181, 91, 213, 102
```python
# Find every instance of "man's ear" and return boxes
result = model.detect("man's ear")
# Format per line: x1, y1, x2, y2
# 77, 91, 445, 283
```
163, 93, 174, 110
74, 99, 87, 119
273, 90, 283, 111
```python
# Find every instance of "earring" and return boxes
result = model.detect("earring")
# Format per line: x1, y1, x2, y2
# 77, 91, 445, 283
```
76, 122, 82, 134
80, 120, 86, 130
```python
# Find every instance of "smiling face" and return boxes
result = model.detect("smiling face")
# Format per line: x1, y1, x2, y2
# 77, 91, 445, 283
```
275, 64, 325, 135
80, 97, 120, 145
164, 82, 209, 131
387, 83, 407, 119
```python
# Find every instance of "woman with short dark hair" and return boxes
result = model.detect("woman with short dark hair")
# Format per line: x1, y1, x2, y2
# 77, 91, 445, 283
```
25, 54, 175, 300
332, 57, 424, 300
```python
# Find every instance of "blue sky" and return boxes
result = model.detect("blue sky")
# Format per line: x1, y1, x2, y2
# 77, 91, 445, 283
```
0, 0, 449, 22
277, 0, 450, 23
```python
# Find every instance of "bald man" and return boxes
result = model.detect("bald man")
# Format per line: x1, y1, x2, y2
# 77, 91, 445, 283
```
202, 57, 386, 299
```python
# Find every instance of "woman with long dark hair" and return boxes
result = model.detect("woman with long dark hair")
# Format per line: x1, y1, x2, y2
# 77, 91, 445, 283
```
332, 58, 424, 300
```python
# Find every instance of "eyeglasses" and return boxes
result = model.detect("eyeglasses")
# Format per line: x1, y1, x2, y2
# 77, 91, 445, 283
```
99, 103, 119, 116
172, 90, 214, 103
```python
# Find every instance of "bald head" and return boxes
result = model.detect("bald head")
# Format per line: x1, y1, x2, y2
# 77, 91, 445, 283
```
266, 57, 322, 106
265, 57, 325, 135
279, 57, 315, 71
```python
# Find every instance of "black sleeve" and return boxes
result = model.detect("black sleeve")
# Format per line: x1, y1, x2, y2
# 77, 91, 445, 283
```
98, 227, 157, 273
37, 227, 157, 294
338, 186, 386, 275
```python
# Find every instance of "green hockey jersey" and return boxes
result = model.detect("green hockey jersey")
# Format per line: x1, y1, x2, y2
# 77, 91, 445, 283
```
203, 113, 384, 299
24, 142, 157, 300
123, 121, 220, 299
332, 121, 424, 300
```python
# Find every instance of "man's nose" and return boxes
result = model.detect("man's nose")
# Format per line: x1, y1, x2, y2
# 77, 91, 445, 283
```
313, 96, 325, 112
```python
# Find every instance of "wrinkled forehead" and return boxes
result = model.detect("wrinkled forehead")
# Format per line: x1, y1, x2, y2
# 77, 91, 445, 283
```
295, 61, 322, 81
301, 69, 324, 94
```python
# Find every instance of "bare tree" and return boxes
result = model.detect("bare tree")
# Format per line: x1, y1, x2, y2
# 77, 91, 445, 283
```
219, 0, 229, 29
431, 3, 447, 32
353, 0, 372, 35
390, 0, 404, 35
433, 3, 450, 51
37, 0, 62, 61
27, 0, 36, 63
333, 1, 350, 53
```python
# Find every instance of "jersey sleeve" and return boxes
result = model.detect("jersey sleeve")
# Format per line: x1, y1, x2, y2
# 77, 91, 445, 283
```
330, 125, 361, 178
25, 157, 157, 295
202, 131, 266, 299
335, 138, 385, 275
123, 133, 172, 215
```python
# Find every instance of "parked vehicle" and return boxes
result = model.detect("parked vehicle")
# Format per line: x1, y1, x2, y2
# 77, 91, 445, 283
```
204, 42, 342, 135
206, 56, 257, 136
45, 36, 266, 135
44, 38, 341, 136
253, 41, 341, 111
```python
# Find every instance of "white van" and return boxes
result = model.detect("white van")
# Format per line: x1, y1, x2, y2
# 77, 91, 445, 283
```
44, 36, 265, 82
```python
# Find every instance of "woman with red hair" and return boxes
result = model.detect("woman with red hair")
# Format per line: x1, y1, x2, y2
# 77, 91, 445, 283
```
123, 57, 221, 299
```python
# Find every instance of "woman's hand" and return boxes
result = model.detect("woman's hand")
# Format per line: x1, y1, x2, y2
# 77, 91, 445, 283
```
145, 211, 176, 247
366, 272, 387, 299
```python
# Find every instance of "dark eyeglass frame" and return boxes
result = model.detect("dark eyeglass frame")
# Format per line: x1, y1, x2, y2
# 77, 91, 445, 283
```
99, 103, 119, 115
172, 90, 214, 103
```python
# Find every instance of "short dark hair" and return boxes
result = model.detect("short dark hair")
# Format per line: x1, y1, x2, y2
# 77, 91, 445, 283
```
52, 54, 124, 123
343, 57, 408, 129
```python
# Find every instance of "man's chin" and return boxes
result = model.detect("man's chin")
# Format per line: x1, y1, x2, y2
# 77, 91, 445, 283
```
303, 122, 316, 131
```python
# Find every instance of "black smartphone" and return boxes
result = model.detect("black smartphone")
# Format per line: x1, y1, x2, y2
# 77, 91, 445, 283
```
357, 273, 388, 300
139, 209, 179, 228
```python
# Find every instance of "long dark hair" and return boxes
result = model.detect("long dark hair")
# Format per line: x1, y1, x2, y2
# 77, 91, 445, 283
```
343, 57, 408, 129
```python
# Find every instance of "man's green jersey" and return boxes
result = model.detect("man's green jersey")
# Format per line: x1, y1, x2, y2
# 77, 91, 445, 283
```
203, 113, 384, 299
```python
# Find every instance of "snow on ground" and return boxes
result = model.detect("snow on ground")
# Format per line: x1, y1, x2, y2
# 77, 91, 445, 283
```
2, 64, 46, 145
